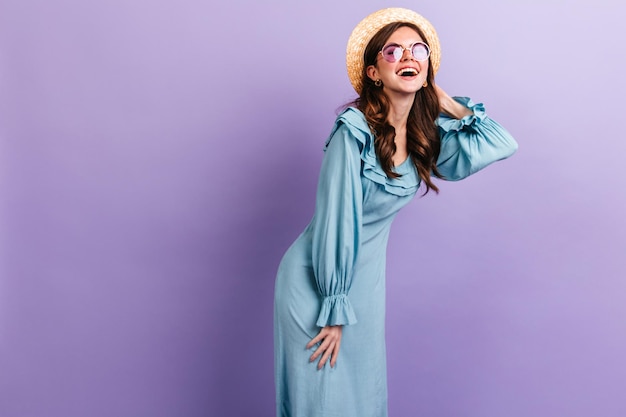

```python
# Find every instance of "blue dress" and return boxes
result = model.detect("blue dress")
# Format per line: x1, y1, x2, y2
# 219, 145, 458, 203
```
274, 98, 518, 417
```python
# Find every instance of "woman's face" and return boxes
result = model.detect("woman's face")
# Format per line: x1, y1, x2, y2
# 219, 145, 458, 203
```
366, 26, 429, 96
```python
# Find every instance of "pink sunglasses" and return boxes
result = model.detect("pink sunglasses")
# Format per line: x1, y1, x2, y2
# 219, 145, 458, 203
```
378, 42, 430, 63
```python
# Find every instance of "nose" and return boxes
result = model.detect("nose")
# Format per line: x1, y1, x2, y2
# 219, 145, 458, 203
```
400, 46, 414, 61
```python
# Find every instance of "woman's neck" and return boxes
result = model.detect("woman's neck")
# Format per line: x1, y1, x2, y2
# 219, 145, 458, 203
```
386, 92, 415, 131
385, 92, 416, 166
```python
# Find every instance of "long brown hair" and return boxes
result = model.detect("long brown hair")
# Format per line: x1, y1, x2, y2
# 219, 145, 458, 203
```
353, 22, 443, 194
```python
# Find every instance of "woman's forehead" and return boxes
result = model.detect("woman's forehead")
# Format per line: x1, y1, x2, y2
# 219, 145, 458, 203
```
386, 26, 423, 44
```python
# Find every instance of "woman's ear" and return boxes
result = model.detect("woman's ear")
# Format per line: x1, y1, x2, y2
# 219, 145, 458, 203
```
366, 65, 379, 82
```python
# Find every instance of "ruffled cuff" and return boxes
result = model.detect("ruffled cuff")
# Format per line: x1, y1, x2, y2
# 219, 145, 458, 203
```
437, 97, 487, 132
316, 294, 357, 327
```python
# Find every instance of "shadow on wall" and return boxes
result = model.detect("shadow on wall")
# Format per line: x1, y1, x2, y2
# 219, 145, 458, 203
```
207, 97, 322, 416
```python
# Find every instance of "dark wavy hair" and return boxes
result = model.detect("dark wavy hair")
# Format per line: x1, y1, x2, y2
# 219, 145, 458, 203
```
352, 22, 443, 194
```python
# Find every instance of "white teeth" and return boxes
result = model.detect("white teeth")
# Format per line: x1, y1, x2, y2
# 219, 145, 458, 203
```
397, 68, 418, 76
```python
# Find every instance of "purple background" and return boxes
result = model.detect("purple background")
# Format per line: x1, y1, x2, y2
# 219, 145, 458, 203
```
1, 0, 625, 416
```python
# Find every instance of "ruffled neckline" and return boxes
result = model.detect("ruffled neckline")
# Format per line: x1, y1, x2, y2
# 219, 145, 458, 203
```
324, 107, 420, 197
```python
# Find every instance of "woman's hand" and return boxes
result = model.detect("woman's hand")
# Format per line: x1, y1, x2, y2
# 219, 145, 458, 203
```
434, 84, 473, 119
306, 325, 343, 370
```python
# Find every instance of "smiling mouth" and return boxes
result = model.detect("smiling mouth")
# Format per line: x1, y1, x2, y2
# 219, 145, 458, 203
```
397, 68, 418, 77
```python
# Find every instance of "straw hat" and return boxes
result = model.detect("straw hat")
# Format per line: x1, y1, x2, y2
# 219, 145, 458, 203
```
346, 7, 441, 94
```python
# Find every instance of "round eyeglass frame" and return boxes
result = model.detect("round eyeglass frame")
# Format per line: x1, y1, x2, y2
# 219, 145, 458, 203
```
378, 42, 430, 63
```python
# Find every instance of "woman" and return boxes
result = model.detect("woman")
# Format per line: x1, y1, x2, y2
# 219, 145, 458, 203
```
274, 8, 517, 417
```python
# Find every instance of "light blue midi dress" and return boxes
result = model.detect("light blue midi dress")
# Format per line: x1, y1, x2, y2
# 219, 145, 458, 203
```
274, 98, 518, 417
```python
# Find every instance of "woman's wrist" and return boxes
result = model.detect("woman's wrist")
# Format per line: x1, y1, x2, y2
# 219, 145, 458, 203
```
440, 95, 473, 120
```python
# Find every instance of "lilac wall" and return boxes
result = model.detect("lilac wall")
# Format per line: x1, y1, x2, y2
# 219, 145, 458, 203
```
1, 0, 624, 416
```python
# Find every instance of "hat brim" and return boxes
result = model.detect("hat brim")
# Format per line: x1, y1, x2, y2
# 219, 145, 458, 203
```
346, 8, 440, 94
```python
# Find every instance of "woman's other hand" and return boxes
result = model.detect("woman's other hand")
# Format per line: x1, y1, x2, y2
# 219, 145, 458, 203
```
306, 325, 343, 370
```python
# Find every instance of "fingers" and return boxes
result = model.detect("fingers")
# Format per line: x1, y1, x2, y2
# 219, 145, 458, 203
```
308, 335, 331, 362
306, 326, 342, 369
305, 332, 324, 350
317, 340, 335, 370
330, 338, 341, 368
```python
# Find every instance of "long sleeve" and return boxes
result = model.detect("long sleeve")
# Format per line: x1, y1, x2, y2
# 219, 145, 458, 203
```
311, 124, 362, 327
436, 97, 518, 181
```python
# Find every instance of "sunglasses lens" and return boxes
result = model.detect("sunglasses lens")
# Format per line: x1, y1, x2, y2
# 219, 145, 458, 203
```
381, 45, 403, 62
412, 43, 430, 61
